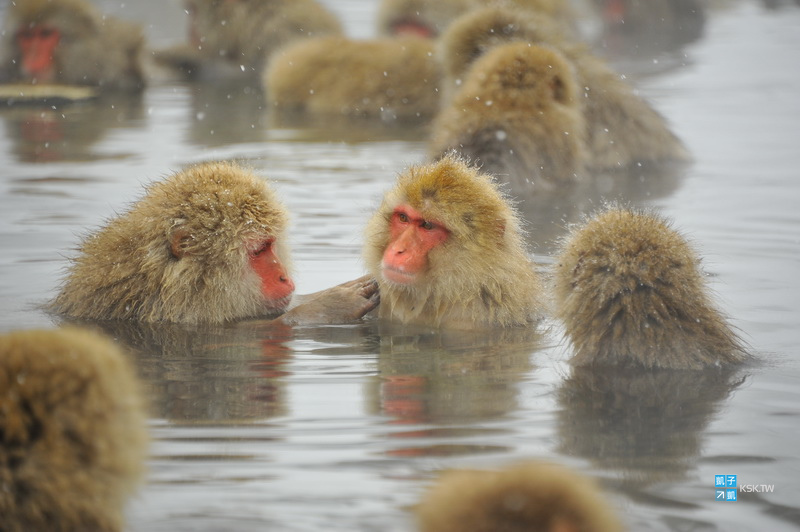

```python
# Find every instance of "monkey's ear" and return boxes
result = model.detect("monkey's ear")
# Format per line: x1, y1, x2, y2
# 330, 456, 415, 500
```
169, 227, 193, 259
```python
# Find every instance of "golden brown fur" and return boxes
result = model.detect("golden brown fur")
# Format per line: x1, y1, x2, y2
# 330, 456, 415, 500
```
1, 0, 146, 91
429, 43, 587, 192
265, 36, 442, 123
0, 327, 148, 532
377, 0, 575, 37
415, 462, 623, 532
553, 207, 748, 369
439, 6, 690, 169
169, 0, 342, 77
50, 161, 293, 324
439, 6, 567, 99
364, 154, 545, 328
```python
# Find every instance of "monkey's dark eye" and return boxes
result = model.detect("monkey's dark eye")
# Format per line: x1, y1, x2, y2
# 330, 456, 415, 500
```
421, 220, 434, 231
397, 212, 410, 223
40, 28, 54, 38
252, 240, 273, 256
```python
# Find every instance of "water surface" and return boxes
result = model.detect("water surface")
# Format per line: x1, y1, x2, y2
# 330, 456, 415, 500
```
1, 1, 799, 530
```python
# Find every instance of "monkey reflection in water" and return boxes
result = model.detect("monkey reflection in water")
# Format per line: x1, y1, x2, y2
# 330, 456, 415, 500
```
362, 154, 547, 458
553, 206, 750, 489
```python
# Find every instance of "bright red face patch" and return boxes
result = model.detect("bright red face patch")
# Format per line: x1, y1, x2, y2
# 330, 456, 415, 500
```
248, 239, 295, 304
17, 25, 60, 81
381, 205, 449, 285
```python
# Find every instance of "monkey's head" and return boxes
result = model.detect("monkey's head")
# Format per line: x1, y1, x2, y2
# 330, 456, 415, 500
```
157, 162, 293, 310
53, 161, 295, 324
555, 207, 703, 313
463, 42, 579, 111
415, 462, 623, 532
441, 6, 562, 83
10, 0, 99, 83
365, 154, 523, 292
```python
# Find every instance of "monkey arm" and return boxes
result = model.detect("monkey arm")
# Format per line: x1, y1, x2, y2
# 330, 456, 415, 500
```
275, 275, 379, 326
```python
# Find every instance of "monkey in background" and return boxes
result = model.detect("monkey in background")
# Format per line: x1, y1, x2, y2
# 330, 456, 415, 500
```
591, 0, 706, 59
377, 0, 575, 38
429, 43, 588, 193
0, 0, 146, 91
0, 327, 148, 532
265, 36, 442, 124
415, 461, 623, 532
377, 0, 474, 38
438, 6, 690, 170
154, 0, 342, 80
364, 154, 546, 329
553, 206, 748, 369
50, 161, 377, 325
438, 7, 567, 101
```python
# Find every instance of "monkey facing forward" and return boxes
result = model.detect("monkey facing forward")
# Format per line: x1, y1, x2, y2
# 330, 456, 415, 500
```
365, 154, 546, 329
1, 0, 146, 91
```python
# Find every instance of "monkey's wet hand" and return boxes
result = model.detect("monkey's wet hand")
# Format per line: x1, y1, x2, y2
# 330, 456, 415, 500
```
278, 275, 380, 326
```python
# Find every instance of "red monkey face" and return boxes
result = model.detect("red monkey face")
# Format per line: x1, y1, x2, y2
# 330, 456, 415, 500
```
16, 25, 60, 82
381, 205, 449, 285
248, 238, 295, 307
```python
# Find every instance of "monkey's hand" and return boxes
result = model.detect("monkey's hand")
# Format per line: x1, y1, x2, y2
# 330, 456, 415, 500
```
276, 275, 379, 326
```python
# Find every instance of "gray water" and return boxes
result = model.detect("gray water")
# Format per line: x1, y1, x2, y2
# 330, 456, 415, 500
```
1, 1, 799, 530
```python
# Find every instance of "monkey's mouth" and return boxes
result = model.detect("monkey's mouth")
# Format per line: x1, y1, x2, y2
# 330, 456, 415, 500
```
381, 265, 418, 285
266, 295, 293, 311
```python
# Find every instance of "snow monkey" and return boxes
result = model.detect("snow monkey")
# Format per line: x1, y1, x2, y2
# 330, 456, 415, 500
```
0, 327, 148, 532
415, 461, 623, 532
553, 206, 748, 369
1, 0, 146, 90
377, 0, 575, 38
51, 161, 377, 325
265, 36, 442, 123
429, 42, 588, 193
154, 0, 342, 79
364, 154, 546, 329
439, 6, 690, 170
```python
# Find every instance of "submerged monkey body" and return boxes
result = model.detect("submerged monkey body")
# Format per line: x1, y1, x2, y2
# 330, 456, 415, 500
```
438, 6, 689, 171
554, 207, 747, 369
266, 36, 442, 123
429, 42, 587, 191
156, 0, 342, 79
365, 156, 545, 329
